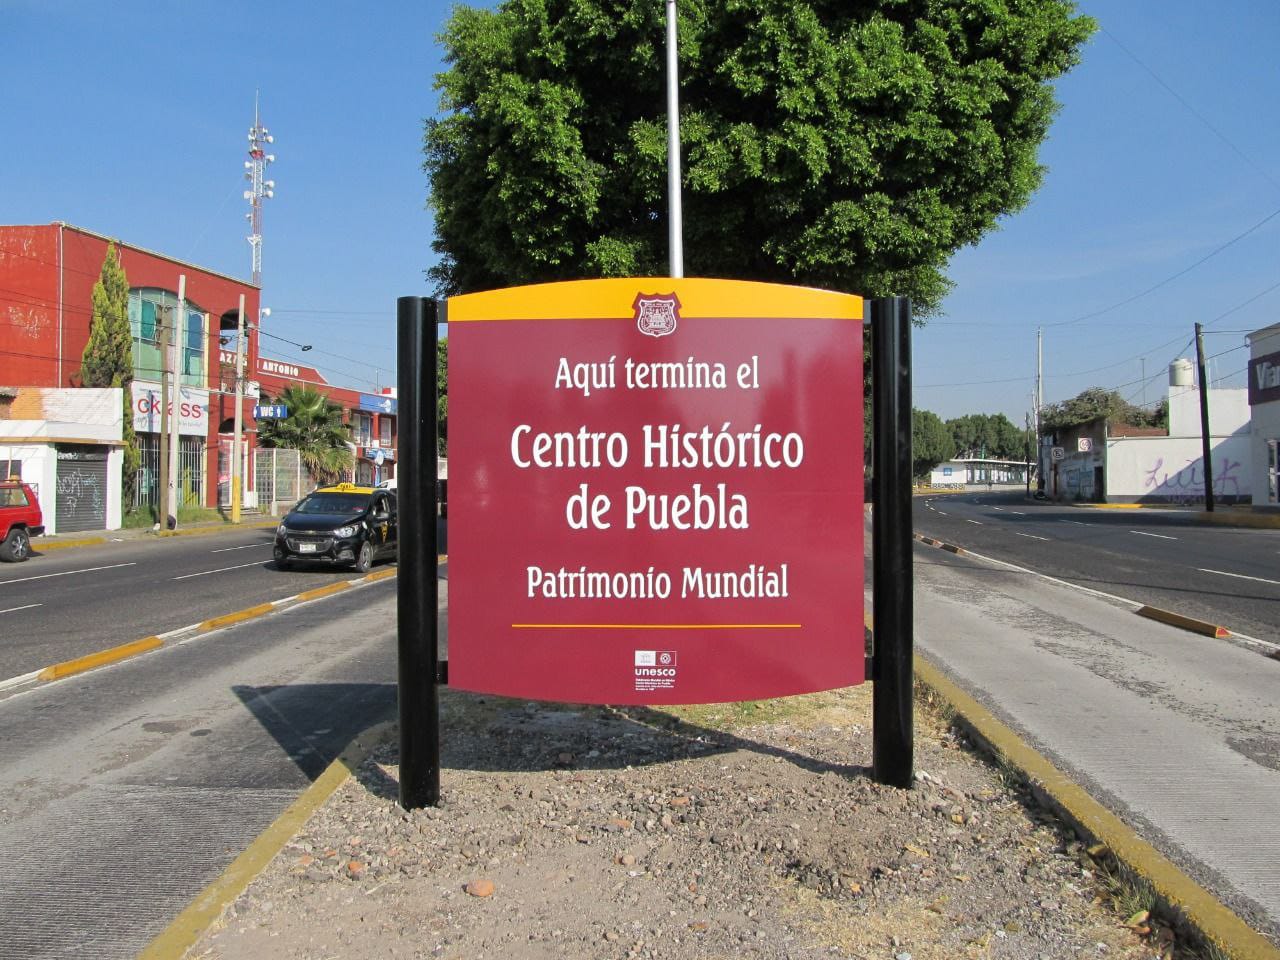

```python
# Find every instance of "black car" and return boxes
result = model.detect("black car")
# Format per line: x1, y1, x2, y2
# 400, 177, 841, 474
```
273, 483, 397, 572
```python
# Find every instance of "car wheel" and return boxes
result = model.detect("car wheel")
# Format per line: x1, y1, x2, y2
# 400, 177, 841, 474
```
354, 541, 374, 574
0, 527, 30, 563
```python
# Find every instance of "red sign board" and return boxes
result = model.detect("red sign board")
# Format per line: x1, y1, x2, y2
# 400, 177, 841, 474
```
449, 278, 864, 704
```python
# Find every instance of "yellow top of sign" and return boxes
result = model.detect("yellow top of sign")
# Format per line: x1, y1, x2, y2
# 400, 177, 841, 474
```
448, 277, 862, 323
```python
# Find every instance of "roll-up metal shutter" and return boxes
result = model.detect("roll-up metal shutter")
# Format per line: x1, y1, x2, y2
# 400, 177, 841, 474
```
55, 447, 109, 533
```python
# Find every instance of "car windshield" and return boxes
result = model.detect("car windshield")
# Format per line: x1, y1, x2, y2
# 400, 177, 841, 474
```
293, 492, 369, 515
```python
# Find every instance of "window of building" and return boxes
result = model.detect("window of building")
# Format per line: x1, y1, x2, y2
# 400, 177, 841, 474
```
184, 310, 205, 379
1269, 440, 1278, 504
353, 412, 373, 446
379, 416, 392, 446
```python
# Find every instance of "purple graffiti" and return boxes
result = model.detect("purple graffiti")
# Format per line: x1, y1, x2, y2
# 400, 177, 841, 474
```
1143, 456, 1241, 497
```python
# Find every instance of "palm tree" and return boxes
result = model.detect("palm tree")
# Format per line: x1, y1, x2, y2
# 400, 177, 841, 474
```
257, 385, 355, 486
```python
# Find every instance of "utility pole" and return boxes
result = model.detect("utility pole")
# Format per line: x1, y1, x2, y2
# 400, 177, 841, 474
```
1194, 322, 1215, 513
1035, 327, 1043, 492
157, 302, 171, 529
167, 275, 185, 527
665, 0, 683, 278
231, 293, 246, 523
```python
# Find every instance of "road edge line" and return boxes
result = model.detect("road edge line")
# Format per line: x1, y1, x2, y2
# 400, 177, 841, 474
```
1135, 605, 1231, 639
36, 635, 164, 681
915, 655, 1280, 960
2, 565, 408, 692
136, 719, 396, 960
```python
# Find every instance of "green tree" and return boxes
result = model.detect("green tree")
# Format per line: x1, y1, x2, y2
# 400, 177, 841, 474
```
256, 385, 355, 486
426, 0, 1094, 311
1040, 387, 1165, 433
80, 243, 140, 509
912, 407, 955, 479
947, 412, 1023, 459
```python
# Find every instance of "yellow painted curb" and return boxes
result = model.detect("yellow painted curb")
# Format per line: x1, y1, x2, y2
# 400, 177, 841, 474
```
1075, 503, 1143, 510
915, 656, 1280, 960
137, 720, 396, 960
35, 536, 107, 551
1136, 605, 1231, 639
37, 635, 163, 681
363, 567, 399, 583
157, 520, 279, 539
198, 603, 276, 632
1197, 511, 1280, 530
296, 581, 352, 602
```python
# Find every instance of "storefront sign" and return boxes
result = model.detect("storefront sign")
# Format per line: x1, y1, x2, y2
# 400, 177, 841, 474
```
131, 381, 208, 436
1248, 349, 1280, 406
256, 356, 328, 385
359, 393, 397, 415
254, 404, 288, 419
448, 278, 864, 705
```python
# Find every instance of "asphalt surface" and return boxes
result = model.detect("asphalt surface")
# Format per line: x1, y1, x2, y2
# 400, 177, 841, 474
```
914, 491, 1280, 645
907, 539, 1280, 940
0, 571, 419, 959
0, 517, 445, 681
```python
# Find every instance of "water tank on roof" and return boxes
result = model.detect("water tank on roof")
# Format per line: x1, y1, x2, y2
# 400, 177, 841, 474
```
1169, 358, 1194, 387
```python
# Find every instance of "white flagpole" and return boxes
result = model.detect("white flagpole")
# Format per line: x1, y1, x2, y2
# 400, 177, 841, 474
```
666, 0, 684, 278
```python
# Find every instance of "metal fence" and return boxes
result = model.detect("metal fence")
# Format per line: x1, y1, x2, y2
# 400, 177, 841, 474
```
133, 436, 206, 510
255, 447, 307, 516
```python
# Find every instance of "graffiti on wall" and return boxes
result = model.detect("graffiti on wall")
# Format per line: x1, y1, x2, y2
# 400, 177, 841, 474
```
1142, 456, 1242, 502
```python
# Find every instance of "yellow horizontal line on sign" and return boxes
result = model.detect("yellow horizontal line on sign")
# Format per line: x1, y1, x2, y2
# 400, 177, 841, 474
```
448, 277, 861, 322
511, 623, 803, 630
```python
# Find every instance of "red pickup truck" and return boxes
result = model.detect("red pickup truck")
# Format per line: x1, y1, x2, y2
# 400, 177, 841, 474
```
0, 481, 44, 562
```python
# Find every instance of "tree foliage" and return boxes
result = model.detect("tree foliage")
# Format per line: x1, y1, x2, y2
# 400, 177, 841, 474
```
257, 384, 355, 486
946, 412, 1024, 459
80, 243, 140, 507
912, 407, 955, 478
1040, 387, 1166, 433
426, 0, 1094, 312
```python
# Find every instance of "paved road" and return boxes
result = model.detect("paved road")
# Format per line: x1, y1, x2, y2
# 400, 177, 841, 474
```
0, 519, 445, 681
0, 573, 418, 959
915, 491, 1280, 646
904, 527, 1280, 940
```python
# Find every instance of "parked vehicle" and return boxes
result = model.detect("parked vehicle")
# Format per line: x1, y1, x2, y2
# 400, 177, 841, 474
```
0, 481, 45, 562
273, 482, 396, 572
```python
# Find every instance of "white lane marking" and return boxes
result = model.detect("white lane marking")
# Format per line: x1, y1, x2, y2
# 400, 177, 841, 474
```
965, 519, 982, 525
211, 543, 273, 554
1197, 567, 1280, 587
937, 511, 949, 517
0, 562, 136, 586
1058, 519, 1088, 526
0, 603, 41, 614
172, 560, 271, 581
1007, 510, 1026, 516
1014, 533, 1050, 541
992, 507, 1004, 511
1132, 531, 1177, 540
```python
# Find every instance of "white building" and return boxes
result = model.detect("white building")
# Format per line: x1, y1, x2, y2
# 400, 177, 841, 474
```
1246, 324, 1280, 508
0, 387, 125, 533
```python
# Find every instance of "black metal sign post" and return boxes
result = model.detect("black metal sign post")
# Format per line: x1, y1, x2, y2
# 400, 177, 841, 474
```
397, 295, 441, 809
870, 296, 914, 788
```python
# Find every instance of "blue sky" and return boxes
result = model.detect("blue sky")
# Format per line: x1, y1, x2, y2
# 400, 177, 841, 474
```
4, 1, 1278, 424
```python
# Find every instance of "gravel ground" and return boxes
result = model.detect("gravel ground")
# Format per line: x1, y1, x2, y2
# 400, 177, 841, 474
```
190, 684, 1192, 960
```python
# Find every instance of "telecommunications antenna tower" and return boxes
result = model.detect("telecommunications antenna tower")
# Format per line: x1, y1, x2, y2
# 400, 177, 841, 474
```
244, 94, 276, 287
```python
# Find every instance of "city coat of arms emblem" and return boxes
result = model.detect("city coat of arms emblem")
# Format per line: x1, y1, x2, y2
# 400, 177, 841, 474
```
632, 293, 680, 338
